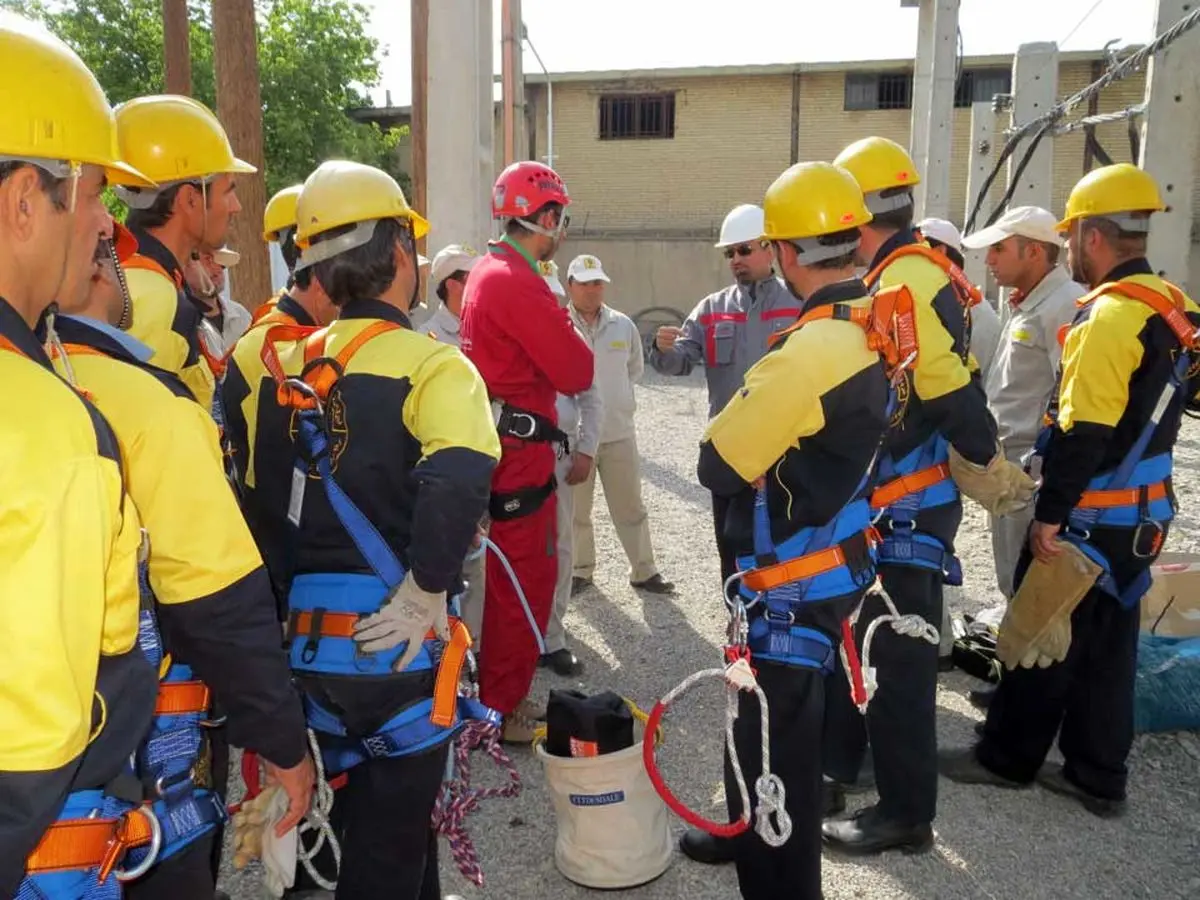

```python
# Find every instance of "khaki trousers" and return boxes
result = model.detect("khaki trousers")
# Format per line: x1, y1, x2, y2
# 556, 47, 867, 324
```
459, 549, 486, 651
572, 436, 658, 584
990, 443, 1035, 600
545, 450, 576, 653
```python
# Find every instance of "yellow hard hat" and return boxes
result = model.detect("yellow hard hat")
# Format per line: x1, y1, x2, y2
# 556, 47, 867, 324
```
110, 94, 256, 187
263, 184, 303, 242
834, 137, 920, 211
0, 12, 152, 186
1056, 163, 1164, 233
762, 162, 873, 242
294, 160, 431, 251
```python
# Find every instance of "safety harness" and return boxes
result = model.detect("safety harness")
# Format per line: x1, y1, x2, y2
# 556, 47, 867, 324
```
258, 321, 500, 773
858, 242, 978, 585
1033, 278, 1198, 609
0, 337, 163, 899
487, 399, 569, 521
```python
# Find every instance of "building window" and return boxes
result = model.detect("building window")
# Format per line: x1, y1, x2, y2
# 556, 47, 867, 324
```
599, 93, 676, 140
844, 73, 913, 111
955, 68, 1012, 108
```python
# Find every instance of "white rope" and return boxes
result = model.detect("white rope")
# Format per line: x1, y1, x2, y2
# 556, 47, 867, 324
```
841, 582, 940, 713
294, 728, 341, 891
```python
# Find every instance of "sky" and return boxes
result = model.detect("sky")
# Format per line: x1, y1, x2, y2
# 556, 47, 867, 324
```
360, 0, 1158, 107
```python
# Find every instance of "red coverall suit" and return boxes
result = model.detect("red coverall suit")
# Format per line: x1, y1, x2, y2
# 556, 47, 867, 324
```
460, 237, 594, 714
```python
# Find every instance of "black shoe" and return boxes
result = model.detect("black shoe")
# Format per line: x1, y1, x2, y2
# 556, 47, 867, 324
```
821, 805, 933, 856
570, 576, 592, 596
969, 684, 997, 710
822, 778, 847, 817
679, 828, 736, 865
1036, 764, 1126, 819
938, 654, 956, 673
539, 648, 583, 677
632, 574, 675, 594
937, 746, 1027, 789
974, 720, 986, 738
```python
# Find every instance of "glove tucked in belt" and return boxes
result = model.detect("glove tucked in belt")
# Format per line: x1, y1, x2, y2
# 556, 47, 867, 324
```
997, 542, 1103, 670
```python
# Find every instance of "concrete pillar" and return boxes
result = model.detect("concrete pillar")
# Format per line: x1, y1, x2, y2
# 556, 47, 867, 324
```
1140, 0, 1200, 284
500, 0, 528, 165
426, 0, 495, 256
1006, 42, 1058, 212
911, 0, 959, 220
963, 100, 999, 290
909, 0, 935, 171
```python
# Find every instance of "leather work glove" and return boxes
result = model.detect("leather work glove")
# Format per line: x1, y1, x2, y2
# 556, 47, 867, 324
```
996, 542, 1103, 670
352, 577, 450, 671
230, 785, 297, 898
948, 445, 1036, 517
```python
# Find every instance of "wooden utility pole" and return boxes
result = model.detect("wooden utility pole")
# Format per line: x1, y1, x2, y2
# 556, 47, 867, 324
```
411, 0, 429, 258
162, 0, 192, 95
211, 0, 270, 309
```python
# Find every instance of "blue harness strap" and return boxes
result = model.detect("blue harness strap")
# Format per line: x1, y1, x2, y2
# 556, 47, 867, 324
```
873, 434, 962, 585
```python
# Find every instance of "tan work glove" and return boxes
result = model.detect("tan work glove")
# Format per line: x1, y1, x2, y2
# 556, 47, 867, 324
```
230, 784, 298, 897
948, 445, 1036, 517
352, 577, 449, 671
996, 542, 1103, 670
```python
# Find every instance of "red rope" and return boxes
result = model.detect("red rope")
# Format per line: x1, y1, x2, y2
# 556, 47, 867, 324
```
841, 618, 868, 708
642, 699, 750, 839
228, 750, 348, 816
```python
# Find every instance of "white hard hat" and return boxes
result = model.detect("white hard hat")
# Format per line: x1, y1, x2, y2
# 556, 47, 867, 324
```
916, 218, 962, 252
715, 204, 766, 248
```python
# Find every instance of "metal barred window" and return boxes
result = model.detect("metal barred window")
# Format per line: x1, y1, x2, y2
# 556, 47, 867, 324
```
599, 93, 676, 140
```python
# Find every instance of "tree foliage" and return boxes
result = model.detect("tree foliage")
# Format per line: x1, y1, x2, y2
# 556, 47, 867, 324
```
1, 0, 407, 198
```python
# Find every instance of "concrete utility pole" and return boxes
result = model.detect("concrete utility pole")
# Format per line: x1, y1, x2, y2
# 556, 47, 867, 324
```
211, 0, 270, 309
1005, 42, 1058, 213
501, 0, 527, 165
426, 0, 494, 256
162, 0, 191, 95
1140, 0, 1200, 284
909, 0, 959, 220
411, 0, 428, 248
963, 99, 999, 289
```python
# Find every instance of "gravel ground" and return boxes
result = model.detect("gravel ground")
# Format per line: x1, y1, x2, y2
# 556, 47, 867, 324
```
221, 368, 1200, 900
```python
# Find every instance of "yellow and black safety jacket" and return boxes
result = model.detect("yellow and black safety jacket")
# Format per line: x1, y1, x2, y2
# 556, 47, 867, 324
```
1037, 258, 1200, 588
866, 230, 998, 564
0, 299, 156, 897
123, 227, 221, 410
222, 292, 317, 607
698, 279, 890, 669
250, 297, 501, 753
50, 314, 308, 771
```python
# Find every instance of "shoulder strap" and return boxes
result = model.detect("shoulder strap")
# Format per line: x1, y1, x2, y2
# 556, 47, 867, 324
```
1094, 279, 1198, 350
0, 334, 26, 358
865, 244, 982, 309
124, 253, 182, 289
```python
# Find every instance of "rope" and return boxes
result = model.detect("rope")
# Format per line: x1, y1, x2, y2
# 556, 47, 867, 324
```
840, 581, 940, 714
294, 729, 341, 892
965, 5, 1200, 234
1053, 103, 1146, 136
481, 536, 547, 656
432, 719, 522, 888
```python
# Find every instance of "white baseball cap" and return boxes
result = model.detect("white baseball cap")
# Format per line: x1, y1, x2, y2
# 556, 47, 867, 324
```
539, 260, 566, 298
212, 246, 241, 268
916, 217, 962, 252
566, 254, 610, 283
428, 243, 479, 289
961, 206, 1064, 250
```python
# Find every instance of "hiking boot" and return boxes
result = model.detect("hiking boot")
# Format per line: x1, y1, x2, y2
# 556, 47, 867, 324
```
632, 574, 675, 594
501, 696, 546, 745
1036, 764, 1126, 819
571, 576, 592, 596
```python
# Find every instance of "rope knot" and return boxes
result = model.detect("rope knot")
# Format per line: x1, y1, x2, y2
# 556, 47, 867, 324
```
753, 773, 792, 848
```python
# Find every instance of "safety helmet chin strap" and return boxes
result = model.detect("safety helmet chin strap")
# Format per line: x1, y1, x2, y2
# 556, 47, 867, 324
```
511, 209, 568, 243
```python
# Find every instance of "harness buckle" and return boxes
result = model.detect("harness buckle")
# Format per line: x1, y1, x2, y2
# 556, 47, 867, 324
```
506, 411, 538, 440
1132, 519, 1165, 559
111, 806, 163, 883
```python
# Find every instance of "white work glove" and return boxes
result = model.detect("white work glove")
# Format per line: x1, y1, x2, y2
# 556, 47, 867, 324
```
352, 577, 449, 672
260, 785, 297, 898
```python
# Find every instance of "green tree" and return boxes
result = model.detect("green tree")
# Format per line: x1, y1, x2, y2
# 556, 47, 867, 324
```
1, 0, 407, 198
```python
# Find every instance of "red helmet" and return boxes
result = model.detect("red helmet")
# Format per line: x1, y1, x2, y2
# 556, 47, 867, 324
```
492, 161, 570, 220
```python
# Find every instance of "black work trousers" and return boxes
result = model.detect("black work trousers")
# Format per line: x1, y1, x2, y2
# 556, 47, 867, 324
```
125, 834, 216, 900
292, 742, 450, 900
977, 547, 1142, 801
823, 566, 942, 826
724, 659, 827, 900
712, 491, 739, 597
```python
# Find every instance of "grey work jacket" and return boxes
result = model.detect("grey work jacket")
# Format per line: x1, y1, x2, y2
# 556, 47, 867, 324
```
984, 266, 1086, 456
648, 275, 800, 417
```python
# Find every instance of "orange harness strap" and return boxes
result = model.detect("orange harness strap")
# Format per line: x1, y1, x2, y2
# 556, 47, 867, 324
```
123, 254, 183, 290
155, 680, 212, 717
261, 320, 401, 411
289, 611, 471, 727
25, 810, 155, 879
865, 242, 983, 308
1076, 480, 1169, 510
870, 462, 952, 511
0, 334, 26, 357
770, 286, 918, 374
1076, 279, 1198, 350
740, 530, 877, 593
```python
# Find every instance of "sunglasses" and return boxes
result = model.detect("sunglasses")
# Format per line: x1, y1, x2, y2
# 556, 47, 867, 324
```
723, 243, 762, 259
